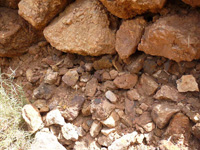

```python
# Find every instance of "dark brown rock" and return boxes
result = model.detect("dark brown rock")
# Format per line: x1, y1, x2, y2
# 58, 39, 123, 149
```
0, 7, 40, 57
114, 73, 138, 89
0, 0, 20, 9
18, 0, 71, 29
93, 56, 113, 70
43, 0, 116, 56
116, 17, 147, 59
182, 0, 200, 7
192, 123, 200, 139
138, 12, 200, 62
99, 0, 166, 19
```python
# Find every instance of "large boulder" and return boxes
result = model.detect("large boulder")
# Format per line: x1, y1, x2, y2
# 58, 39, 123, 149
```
18, 0, 72, 29
99, 0, 166, 19
138, 12, 200, 62
44, 0, 116, 56
0, 0, 20, 9
116, 17, 147, 60
182, 0, 200, 7
0, 8, 40, 57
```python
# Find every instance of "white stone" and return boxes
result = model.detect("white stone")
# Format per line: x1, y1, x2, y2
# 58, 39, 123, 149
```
61, 123, 79, 141
101, 128, 116, 136
45, 109, 65, 126
105, 90, 117, 103
90, 121, 102, 137
101, 111, 119, 128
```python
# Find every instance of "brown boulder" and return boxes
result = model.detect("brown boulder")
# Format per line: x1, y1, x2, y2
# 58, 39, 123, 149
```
18, 0, 71, 29
138, 12, 200, 62
0, 7, 40, 57
116, 17, 147, 59
0, 0, 20, 9
182, 0, 200, 7
99, 0, 166, 19
43, 0, 116, 56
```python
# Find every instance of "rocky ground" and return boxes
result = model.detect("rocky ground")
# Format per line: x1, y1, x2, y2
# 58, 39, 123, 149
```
1, 0, 200, 150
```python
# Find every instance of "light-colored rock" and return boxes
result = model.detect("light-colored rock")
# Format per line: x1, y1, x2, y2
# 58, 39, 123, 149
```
182, 0, 200, 7
43, 0, 116, 56
85, 78, 98, 97
151, 103, 180, 129
154, 85, 184, 102
44, 69, 58, 85
99, 0, 166, 19
101, 128, 116, 136
109, 70, 118, 79
101, 111, 119, 128
30, 131, 66, 150
136, 74, 158, 96
82, 100, 91, 116
90, 121, 102, 137
176, 75, 199, 92
114, 73, 138, 89
61, 123, 79, 141
91, 98, 115, 121
18, 0, 71, 29
60, 95, 85, 121
105, 91, 117, 103
140, 103, 148, 111
192, 123, 200, 139
0, 7, 40, 57
22, 104, 43, 133
108, 131, 138, 150
138, 12, 200, 62
127, 89, 141, 101
116, 17, 147, 59
159, 140, 180, 150
45, 109, 65, 126
62, 69, 79, 87
136, 134, 145, 144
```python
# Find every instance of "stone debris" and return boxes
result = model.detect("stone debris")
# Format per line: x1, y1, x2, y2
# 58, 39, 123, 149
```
62, 69, 79, 87
85, 78, 98, 97
45, 109, 65, 126
105, 90, 118, 103
61, 123, 79, 141
44, 69, 58, 85
176, 75, 199, 92
90, 120, 102, 137
101, 111, 119, 128
22, 104, 44, 133
192, 123, 200, 139
33, 83, 54, 100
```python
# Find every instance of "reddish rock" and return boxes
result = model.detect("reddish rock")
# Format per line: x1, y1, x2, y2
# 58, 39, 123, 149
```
0, 8, 40, 57
93, 56, 113, 70
138, 12, 200, 62
114, 73, 138, 89
176, 75, 199, 92
99, 0, 166, 19
91, 98, 115, 121
192, 123, 200, 139
136, 74, 158, 96
43, 0, 116, 56
182, 0, 200, 7
151, 103, 180, 129
116, 17, 147, 59
127, 89, 141, 101
0, 0, 20, 9
154, 85, 184, 102
85, 78, 98, 97
164, 113, 191, 143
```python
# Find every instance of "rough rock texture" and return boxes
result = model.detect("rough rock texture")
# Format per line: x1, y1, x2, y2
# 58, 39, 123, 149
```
30, 131, 66, 150
18, 0, 71, 29
192, 123, 200, 139
45, 109, 65, 126
101, 111, 119, 128
43, 0, 116, 56
182, 0, 200, 7
116, 17, 147, 59
176, 75, 199, 92
0, 7, 40, 57
61, 123, 79, 141
62, 69, 79, 87
138, 12, 200, 62
90, 121, 102, 137
0, 0, 20, 9
99, 0, 166, 19
151, 103, 180, 129
22, 104, 43, 133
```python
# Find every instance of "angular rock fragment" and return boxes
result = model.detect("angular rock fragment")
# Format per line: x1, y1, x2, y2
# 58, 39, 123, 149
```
105, 90, 117, 103
192, 123, 200, 139
151, 103, 180, 129
60, 95, 85, 121
127, 89, 141, 101
44, 0, 116, 56
0, 7, 40, 57
114, 73, 138, 89
176, 75, 199, 92
45, 109, 65, 126
101, 111, 119, 128
22, 104, 43, 133
99, 0, 166, 19
33, 83, 54, 100
116, 17, 147, 59
85, 78, 98, 97
44, 69, 58, 85
91, 98, 115, 120
138, 12, 200, 62
62, 69, 79, 87
182, 0, 200, 7
61, 123, 79, 141
154, 85, 184, 102
90, 121, 102, 137
18, 0, 71, 29
30, 132, 66, 150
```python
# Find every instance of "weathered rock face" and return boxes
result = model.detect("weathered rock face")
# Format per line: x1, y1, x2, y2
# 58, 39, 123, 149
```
116, 17, 147, 59
182, 0, 200, 7
99, 0, 166, 19
43, 0, 116, 56
0, 8, 40, 57
0, 0, 20, 9
18, 0, 71, 29
138, 12, 200, 62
